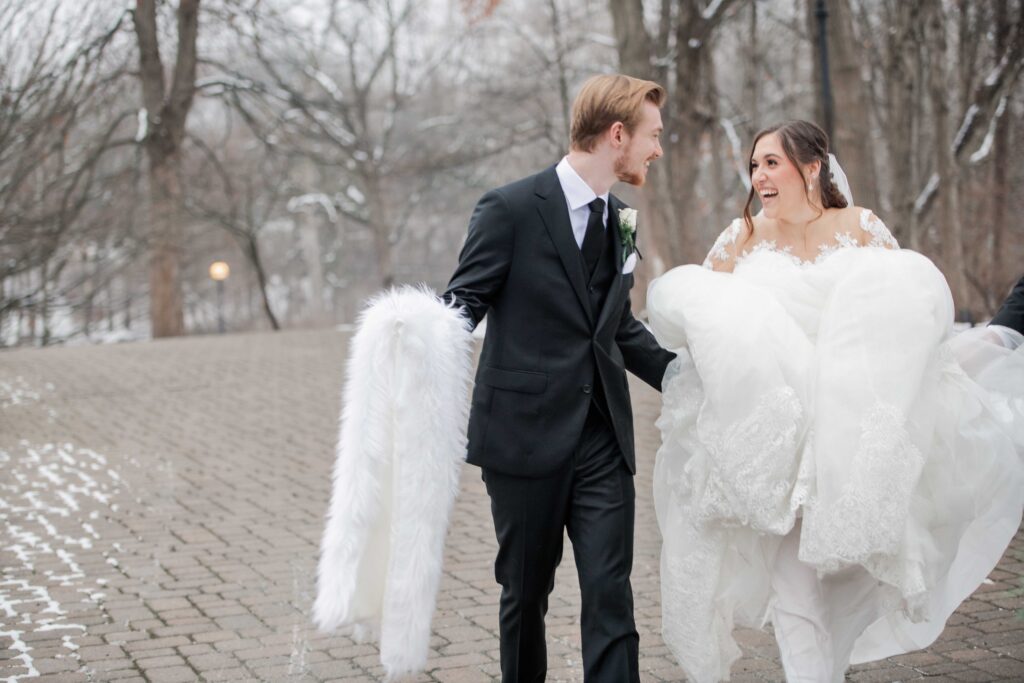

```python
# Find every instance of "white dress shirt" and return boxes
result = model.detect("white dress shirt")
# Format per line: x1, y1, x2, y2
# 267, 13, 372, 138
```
555, 156, 609, 249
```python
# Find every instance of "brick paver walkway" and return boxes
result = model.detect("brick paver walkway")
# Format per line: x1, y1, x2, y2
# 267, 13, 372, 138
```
2, 329, 1023, 682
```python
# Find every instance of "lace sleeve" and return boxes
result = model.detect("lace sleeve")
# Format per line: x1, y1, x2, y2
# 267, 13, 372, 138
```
859, 209, 899, 249
702, 219, 744, 271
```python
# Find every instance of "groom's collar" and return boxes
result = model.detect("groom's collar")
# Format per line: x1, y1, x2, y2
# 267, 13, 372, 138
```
555, 156, 609, 211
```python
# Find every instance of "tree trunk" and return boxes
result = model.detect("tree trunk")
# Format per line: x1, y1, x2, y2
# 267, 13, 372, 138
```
364, 172, 395, 288
609, 0, 653, 81
607, 0, 670, 311
244, 237, 280, 330
547, 0, 573, 141
669, 1, 714, 264
882, 1, 921, 248
40, 260, 50, 346
147, 155, 186, 337
133, 0, 200, 338
607, 0, 742, 310
299, 218, 325, 320
990, 0, 1012, 314
925, 2, 966, 313
708, 54, 728, 234
744, 2, 760, 136
808, 0, 878, 209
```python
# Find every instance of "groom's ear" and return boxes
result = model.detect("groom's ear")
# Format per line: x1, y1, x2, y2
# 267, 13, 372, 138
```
608, 121, 626, 148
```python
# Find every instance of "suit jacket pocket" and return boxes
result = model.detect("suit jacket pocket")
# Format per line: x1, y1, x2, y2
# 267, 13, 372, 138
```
478, 365, 547, 394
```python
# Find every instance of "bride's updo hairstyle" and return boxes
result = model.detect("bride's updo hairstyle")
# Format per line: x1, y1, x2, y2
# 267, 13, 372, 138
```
743, 120, 848, 235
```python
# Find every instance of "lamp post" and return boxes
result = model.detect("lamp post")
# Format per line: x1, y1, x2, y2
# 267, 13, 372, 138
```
209, 261, 230, 334
815, 0, 835, 147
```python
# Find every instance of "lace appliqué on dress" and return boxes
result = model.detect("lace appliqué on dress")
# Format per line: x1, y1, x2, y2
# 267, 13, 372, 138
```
861, 210, 900, 249
800, 402, 927, 603
737, 238, 838, 268
816, 231, 860, 262
660, 518, 740, 683
702, 219, 743, 269
747, 239, 799, 262
693, 386, 804, 535
655, 358, 746, 682
723, 209, 901, 269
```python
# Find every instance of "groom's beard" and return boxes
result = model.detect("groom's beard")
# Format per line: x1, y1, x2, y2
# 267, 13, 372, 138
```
614, 146, 646, 186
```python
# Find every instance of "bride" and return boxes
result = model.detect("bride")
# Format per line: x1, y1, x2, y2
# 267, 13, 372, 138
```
647, 120, 1024, 682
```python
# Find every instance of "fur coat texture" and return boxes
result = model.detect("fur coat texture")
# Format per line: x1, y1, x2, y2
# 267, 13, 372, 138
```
313, 286, 473, 679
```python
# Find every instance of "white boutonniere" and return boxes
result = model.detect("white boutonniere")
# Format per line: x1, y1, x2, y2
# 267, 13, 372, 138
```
617, 207, 639, 265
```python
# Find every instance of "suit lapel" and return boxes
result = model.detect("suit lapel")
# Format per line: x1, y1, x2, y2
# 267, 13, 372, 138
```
535, 167, 594, 325
594, 195, 626, 333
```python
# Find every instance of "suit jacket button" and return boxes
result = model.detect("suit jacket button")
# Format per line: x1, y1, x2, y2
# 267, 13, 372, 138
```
582, 384, 592, 394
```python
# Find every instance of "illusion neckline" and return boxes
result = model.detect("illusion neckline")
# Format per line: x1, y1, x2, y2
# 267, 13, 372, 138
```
734, 233, 864, 269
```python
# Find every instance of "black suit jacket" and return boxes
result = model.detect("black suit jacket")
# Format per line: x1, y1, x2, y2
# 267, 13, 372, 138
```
991, 275, 1024, 336
444, 166, 676, 477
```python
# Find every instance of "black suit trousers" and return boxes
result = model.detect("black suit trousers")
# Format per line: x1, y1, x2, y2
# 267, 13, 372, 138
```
481, 404, 639, 683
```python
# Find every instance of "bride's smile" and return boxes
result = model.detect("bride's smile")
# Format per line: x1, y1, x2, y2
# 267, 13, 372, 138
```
750, 131, 821, 222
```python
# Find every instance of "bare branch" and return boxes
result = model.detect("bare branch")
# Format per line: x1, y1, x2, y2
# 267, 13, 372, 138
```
132, 0, 166, 115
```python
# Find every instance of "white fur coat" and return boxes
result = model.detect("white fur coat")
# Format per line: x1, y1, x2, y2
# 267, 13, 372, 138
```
313, 286, 474, 679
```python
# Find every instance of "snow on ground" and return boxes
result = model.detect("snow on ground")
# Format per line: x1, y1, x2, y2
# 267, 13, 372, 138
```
1, 439, 123, 680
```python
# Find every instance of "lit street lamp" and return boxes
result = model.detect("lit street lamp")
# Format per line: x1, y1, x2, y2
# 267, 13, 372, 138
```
209, 261, 230, 334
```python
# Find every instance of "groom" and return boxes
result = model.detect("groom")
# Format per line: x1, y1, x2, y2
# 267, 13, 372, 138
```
444, 74, 676, 682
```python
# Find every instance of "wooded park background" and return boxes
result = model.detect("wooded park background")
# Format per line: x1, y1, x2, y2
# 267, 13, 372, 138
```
2, 0, 1021, 346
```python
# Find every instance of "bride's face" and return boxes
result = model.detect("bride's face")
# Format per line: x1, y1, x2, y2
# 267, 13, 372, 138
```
750, 133, 813, 219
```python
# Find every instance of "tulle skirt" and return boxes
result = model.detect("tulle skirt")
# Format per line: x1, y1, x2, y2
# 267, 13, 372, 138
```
646, 247, 1024, 682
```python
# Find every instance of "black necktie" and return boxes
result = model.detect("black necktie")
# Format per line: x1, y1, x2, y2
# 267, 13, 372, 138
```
581, 197, 605, 277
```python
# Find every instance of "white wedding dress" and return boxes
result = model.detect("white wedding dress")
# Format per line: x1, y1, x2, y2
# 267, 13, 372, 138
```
647, 209, 1024, 682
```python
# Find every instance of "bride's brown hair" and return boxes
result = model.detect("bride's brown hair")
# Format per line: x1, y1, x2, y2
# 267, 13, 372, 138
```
742, 120, 848, 237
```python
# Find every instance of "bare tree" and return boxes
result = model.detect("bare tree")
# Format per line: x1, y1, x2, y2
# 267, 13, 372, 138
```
807, 0, 878, 210
5, 0, 1021, 346
923, 1, 965, 307
183, 129, 283, 330
985, 0, 1017, 313
0, 2, 140, 345
606, 0, 743, 311
132, 0, 200, 337
916, 1, 1023, 311
204, 0, 530, 289
851, 0, 1024, 313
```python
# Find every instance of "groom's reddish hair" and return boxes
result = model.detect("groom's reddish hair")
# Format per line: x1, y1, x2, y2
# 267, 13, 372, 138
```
570, 74, 665, 152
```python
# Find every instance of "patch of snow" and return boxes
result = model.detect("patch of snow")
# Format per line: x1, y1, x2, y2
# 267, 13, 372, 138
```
416, 115, 460, 131
1, 441, 123, 676
702, 0, 727, 20
969, 96, 1007, 165
287, 193, 339, 223
0, 377, 48, 408
346, 185, 366, 205
135, 108, 148, 142
952, 104, 979, 155
720, 117, 751, 191
585, 32, 616, 48
984, 53, 1009, 88
306, 67, 344, 101
914, 172, 939, 215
